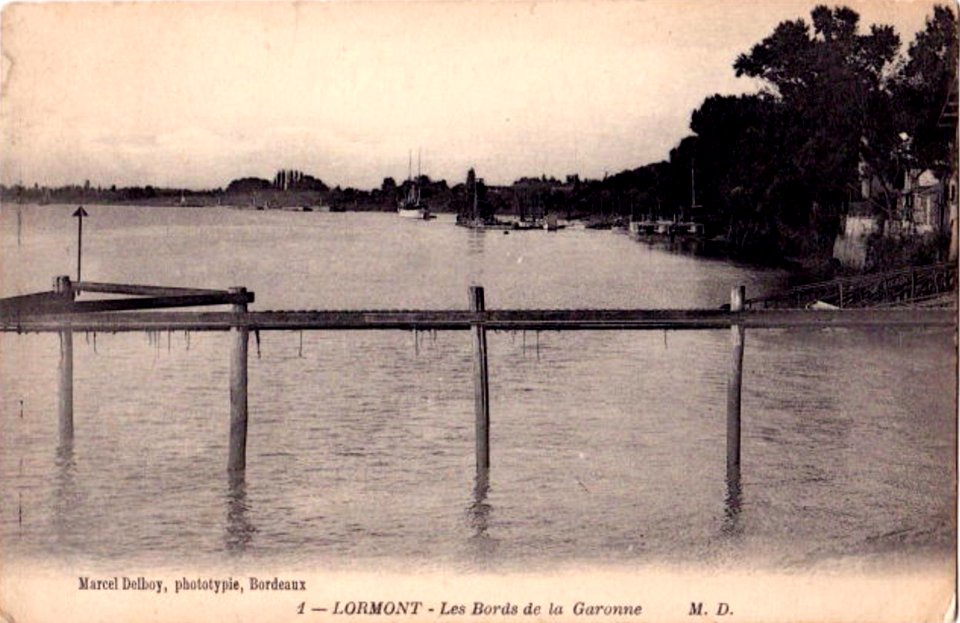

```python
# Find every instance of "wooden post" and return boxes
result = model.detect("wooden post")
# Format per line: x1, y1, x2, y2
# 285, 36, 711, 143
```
228, 287, 249, 473
469, 286, 490, 472
838, 282, 844, 308
55, 276, 74, 445
726, 286, 745, 484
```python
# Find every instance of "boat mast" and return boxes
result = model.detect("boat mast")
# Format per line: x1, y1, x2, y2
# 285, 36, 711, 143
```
690, 157, 697, 210
405, 150, 414, 207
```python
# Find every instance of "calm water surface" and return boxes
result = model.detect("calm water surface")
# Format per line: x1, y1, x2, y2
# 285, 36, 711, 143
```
0, 205, 955, 571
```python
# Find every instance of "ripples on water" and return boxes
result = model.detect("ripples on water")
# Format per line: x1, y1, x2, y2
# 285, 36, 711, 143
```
0, 206, 955, 571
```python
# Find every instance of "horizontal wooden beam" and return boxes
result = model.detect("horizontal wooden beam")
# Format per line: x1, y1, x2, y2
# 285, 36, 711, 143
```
69, 292, 255, 313
0, 308, 953, 333
0, 282, 255, 319
0, 292, 257, 319
0, 290, 74, 315
75, 281, 229, 297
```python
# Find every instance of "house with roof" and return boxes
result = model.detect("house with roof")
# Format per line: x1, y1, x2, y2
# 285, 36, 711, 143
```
834, 79, 958, 269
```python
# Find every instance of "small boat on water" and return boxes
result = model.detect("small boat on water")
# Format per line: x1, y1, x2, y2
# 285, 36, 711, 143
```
543, 213, 566, 232
584, 217, 625, 230
629, 218, 704, 239
397, 202, 431, 219
398, 150, 433, 220
455, 168, 516, 229
511, 219, 542, 231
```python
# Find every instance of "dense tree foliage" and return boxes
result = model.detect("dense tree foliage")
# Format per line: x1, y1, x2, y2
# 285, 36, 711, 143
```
721, 5, 902, 256
894, 5, 959, 174
674, 4, 957, 261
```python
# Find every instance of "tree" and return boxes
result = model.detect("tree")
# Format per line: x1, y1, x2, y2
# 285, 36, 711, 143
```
687, 94, 786, 256
732, 5, 902, 254
225, 177, 271, 193
894, 5, 958, 174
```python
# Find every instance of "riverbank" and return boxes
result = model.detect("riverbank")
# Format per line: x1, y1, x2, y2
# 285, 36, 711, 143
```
4, 200, 952, 286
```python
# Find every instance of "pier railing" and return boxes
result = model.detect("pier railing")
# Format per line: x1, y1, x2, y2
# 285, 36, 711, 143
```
746, 262, 957, 309
0, 276, 955, 493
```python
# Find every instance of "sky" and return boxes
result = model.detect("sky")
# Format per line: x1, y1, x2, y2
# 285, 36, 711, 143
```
0, 0, 943, 190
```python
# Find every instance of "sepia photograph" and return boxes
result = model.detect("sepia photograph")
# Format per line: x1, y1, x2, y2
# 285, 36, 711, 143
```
0, 1, 957, 621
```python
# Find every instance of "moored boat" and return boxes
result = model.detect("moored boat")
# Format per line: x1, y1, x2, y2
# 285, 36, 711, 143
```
397, 150, 433, 220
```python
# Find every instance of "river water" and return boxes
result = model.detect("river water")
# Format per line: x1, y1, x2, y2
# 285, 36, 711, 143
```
0, 205, 955, 572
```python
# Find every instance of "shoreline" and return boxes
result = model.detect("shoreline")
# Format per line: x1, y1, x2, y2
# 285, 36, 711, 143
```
1, 201, 948, 280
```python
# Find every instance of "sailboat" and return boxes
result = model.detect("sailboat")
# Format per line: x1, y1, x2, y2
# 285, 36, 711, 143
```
397, 150, 433, 220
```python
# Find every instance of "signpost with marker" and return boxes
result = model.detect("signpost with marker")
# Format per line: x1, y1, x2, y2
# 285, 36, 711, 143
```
72, 206, 88, 283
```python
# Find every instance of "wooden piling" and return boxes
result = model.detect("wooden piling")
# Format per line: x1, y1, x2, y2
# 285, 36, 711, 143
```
726, 286, 745, 483
58, 324, 74, 443
228, 287, 249, 473
469, 286, 490, 472
55, 276, 74, 444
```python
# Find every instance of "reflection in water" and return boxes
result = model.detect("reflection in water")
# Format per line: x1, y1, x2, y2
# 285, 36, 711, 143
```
467, 469, 496, 559
465, 230, 488, 295
18, 457, 23, 532
466, 230, 486, 258
723, 467, 742, 536
636, 237, 732, 260
55, 441, 74, 468
225, 473, 256, 553
51, 442, 77, 546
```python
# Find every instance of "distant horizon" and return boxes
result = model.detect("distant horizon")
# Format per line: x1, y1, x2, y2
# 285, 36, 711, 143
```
0, 1, 941, 190
0, 165, 635, 193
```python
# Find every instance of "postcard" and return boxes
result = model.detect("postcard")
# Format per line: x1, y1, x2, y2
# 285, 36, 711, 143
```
1, 1, 956, 621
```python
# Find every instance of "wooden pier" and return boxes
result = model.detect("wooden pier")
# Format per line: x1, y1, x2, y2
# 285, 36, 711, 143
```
1, 275, 955, 487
